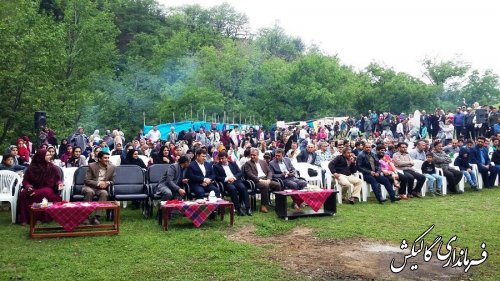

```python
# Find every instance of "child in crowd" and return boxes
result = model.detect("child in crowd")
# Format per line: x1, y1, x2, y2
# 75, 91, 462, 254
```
454, 148, 478, 190
421, 153, 443, 196
378, 153, 400, 188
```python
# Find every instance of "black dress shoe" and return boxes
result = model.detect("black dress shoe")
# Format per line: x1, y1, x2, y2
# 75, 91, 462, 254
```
391, 197, 401, 202
236, 209, 245, 216
245, 209, 252, 216
379, 199, 387, 204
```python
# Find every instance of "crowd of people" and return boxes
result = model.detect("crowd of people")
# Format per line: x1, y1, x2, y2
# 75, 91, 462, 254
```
2, 103, 500, 224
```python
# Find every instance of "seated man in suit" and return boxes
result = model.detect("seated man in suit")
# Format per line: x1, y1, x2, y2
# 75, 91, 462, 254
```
470, 136, 499, 188
186, 149, 220, 199
214, 151, 251, 216
82, 151, 116, 225
243, 148, 282, 213
269, 148, 307, 190
356, 142, 400, 204
154, 156, 190, 200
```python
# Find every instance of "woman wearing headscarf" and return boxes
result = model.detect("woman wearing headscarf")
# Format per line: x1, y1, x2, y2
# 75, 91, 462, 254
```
58, 139, 68, 159
16, 138, 30, 163
17, 149, 63, 225
59, 144, 73, 164
66, 146, 88, 167
220, 130, 231, 149
122, 149, 147, 169
89, 129, 101, 146
154, 145, 172, 164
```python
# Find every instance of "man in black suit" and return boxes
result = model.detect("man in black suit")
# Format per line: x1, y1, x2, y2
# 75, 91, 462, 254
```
186, 149, 220, 199
154, 156, 190, 200
214, 151, 251, 216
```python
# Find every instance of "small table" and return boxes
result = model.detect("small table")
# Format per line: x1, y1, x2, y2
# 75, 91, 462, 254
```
161, 199, 234, 230
30, 201, 120, 238
274, 189, 338, 220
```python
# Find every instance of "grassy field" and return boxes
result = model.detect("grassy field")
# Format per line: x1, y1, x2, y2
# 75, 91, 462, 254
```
0, 187, 498, 281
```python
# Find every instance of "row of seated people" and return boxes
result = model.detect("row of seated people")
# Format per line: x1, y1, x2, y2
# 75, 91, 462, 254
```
154, 148, 307, 215
14, 146, 307, 225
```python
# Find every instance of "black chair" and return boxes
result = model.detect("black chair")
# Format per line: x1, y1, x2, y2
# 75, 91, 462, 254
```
217, 178, 258, 211
146, 164, 170, 219
112, 165, 149, 218
70, 165, 114, 220
70, 166, 88, 202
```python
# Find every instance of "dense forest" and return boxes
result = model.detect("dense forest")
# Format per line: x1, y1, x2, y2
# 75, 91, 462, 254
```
1, 0, 499, 147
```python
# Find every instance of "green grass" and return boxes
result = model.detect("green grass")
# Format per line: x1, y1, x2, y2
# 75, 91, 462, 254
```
0, 187, 499, 281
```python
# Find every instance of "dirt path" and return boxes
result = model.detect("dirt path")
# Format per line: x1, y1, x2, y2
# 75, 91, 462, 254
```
227, 226, 469, 281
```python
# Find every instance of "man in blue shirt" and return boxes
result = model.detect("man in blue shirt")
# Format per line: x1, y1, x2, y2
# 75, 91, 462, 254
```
469, 136, 499, 188
453, 107, 465, 139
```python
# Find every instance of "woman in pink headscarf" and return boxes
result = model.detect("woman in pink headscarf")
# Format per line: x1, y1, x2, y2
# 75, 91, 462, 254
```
17, 149, 63, 225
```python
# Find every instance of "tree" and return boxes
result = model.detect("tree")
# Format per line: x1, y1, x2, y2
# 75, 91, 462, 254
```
461, 70, 500, 105
255, 24, 305, 62
0, 0, 65, 145
422, 57, 470, 85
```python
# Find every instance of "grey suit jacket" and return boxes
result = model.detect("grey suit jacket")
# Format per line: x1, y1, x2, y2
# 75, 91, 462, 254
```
84, 162, 116, 188
269, 157, 297, 179
155, 163, 184, 195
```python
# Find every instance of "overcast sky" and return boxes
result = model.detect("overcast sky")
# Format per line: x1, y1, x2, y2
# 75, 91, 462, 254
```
158, 0, 500, 80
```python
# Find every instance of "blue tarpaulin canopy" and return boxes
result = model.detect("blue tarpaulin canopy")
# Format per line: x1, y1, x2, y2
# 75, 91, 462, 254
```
143, 121, 257, 140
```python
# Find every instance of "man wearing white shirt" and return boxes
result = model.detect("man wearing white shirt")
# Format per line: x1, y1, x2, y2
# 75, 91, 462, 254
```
229, 125, 240, 147
146, 125, 161, 143
243, 148, 281, 213
186, 149, 220, 199
214, 152, 251, 216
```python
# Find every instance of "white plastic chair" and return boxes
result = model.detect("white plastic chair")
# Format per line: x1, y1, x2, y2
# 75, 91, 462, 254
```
320, 161, 344, 204
61, 167, 78, 201
320, 161, 332, 189
0, 171, 22, 223
293, 162, 323, 188
471, 164, 483, 190
356, 172, 387, 202
109, 155, 121, 166
412, 160, 428, 197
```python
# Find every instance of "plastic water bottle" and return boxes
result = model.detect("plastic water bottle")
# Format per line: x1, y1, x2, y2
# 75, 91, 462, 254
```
41, 197, 48, 208
208, 191, 217, 203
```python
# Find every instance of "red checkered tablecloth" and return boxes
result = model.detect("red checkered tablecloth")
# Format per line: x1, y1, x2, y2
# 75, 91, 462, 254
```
163, 200, 226, 228
288, 190, 335, 212
40, 202, 115, 232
